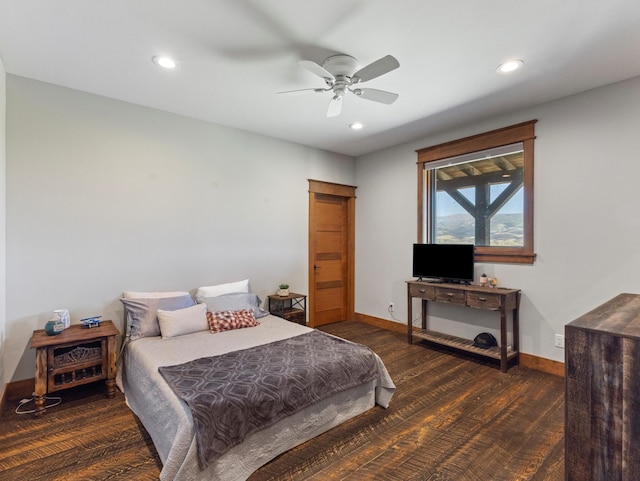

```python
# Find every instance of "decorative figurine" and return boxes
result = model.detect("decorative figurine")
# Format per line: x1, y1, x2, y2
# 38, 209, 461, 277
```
80, 316, 103, 328
44, 316, 65, 336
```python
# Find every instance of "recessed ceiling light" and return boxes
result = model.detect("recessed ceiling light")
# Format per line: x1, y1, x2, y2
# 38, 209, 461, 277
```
349, 122, 364, 130
152, 56, 177, 69
497, 59, 524, 74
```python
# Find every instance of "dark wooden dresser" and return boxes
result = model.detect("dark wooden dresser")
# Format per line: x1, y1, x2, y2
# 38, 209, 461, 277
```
565, 293, 640, 480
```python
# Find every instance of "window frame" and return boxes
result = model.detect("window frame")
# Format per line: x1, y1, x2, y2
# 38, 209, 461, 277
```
416, 120, 537, 264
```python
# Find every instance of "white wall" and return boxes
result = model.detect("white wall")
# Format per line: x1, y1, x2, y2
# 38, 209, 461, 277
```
6, 73, 640, 386
355, 75, 640, 362
0, 58, 7, 396
5, 75, 355, 383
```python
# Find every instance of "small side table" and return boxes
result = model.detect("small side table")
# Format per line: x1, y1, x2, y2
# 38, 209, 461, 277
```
268, 293, 307, 325
30, 320, 120, 416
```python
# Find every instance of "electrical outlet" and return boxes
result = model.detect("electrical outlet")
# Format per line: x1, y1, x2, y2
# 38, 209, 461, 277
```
388, 302, 395, 312
554, 334, 565, 348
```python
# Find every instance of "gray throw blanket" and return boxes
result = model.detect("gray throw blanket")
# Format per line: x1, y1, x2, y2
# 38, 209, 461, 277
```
158, 330, 378, 469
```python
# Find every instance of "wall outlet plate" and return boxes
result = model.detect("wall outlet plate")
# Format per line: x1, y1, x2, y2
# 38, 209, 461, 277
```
554, 334, 565, 348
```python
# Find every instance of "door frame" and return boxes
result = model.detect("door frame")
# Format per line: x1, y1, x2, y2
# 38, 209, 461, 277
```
308, 179, 356, 327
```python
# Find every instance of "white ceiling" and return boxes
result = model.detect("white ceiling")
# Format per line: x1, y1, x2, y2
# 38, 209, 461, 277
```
1, 0, 640, 157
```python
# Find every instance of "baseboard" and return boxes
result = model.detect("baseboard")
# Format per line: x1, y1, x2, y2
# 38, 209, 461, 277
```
353, 312, 565, 377
518, 353, 564, 377
1, 378, 35, 419
0, 384, 5, 419
4, 378, 35, 401
353, 312, 408, 333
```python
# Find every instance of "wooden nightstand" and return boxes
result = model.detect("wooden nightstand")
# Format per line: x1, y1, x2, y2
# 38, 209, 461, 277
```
30, 320, 120, 416
267, 293, 307, 325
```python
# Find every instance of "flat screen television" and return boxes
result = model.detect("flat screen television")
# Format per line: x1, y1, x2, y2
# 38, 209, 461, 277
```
412, 243, 475, 284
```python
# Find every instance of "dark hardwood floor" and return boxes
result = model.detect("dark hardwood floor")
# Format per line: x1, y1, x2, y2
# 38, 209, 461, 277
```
0, 321, 565, 481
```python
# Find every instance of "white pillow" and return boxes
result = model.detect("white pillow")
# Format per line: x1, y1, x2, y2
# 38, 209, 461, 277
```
157, 303, 209, 339
196, 279, 249, 302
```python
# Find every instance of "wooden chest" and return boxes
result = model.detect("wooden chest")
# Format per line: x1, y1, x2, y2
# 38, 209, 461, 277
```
565, 293, 640, 480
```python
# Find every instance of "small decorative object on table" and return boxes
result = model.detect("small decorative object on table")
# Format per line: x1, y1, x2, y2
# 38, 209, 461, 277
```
277, 284, 290, 297
490, 277, 498, 288
44, 316, 65, 336
80, 316, 103, 328
479, 274, 488, 287
53, 309, 71, 329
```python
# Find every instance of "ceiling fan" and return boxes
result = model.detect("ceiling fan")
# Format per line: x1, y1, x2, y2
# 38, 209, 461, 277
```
279, 54, 400, 117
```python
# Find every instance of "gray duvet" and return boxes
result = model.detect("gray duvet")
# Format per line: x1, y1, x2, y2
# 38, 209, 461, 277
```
159, 330, 379, 468
120, 316, 395, 481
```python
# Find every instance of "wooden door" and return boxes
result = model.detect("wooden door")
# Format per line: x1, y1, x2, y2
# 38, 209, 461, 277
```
308, 180, 356, 327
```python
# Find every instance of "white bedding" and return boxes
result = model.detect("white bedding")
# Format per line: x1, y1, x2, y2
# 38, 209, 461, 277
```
120, 315, 395, 481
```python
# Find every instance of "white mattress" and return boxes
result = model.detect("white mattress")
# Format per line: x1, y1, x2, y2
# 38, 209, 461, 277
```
120, 316, 395, 481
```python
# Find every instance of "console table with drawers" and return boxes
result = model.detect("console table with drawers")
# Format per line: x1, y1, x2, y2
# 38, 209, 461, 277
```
407, 280, 521, 372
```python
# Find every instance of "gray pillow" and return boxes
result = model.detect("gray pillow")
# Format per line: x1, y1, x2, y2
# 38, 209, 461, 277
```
121, 294, 195, 341
199, 292, 268, 318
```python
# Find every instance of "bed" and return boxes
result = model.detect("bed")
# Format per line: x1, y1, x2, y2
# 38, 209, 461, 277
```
118, 286, 395, 481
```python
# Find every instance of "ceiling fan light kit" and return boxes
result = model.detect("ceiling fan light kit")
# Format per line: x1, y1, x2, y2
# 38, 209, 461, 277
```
279, 54, 400, 117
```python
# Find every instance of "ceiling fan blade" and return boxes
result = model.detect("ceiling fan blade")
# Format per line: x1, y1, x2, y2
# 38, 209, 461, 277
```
352, 55, 400, 83
277, 87, 328, 95
299, 60, 335, 82
327, 96, 343, 117
353, 88, 399, 104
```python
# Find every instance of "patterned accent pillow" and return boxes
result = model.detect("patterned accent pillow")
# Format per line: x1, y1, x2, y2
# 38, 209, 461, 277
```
207, 309, 259, 333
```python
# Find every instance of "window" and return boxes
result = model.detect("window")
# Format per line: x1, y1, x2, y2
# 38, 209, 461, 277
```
431, 143, 524, 246
416, 120, 536, 264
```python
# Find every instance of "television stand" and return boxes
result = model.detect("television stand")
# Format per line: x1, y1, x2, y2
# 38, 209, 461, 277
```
406, 280, 520, 372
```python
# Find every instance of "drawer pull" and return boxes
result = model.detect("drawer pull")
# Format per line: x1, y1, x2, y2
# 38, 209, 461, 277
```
419, 289, 426, 293
447, 293, 453, 297
478, 297, 487, 302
